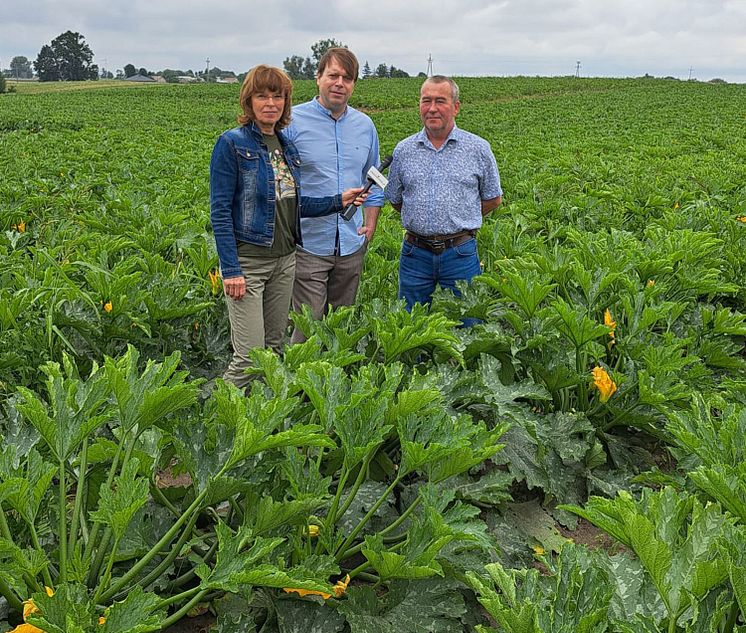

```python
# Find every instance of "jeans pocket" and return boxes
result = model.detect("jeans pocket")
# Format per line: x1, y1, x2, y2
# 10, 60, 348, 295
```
401, 240, 415, 257
454, 237, 477, 257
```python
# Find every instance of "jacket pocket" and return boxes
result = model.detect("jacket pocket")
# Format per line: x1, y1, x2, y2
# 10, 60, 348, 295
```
236, 148, 259, 231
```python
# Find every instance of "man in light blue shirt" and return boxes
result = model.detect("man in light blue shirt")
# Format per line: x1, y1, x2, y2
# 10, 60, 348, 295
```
285, 47, 383, 342
385, 75, 502, 312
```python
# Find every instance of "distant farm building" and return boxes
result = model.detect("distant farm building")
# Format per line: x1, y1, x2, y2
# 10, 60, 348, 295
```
124, 74, 155, 83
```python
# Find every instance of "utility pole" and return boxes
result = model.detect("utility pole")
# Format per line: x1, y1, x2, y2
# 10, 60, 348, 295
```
575, 61, 581, 78
426, 54, 433, 77
205, 58, 210, 82
688, 66, 693, 81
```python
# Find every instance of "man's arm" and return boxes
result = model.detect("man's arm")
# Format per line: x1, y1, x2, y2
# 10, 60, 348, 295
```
358, 206, 381, 241
481, 195, 502, 216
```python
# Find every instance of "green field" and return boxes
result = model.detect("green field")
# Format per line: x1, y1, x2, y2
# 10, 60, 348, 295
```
1, 77, 746, 632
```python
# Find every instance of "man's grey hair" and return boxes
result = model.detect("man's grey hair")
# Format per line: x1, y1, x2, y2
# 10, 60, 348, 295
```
422, 75, 460, 102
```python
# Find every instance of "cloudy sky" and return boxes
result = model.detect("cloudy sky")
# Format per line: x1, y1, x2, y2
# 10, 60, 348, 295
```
3, 0, 745, 82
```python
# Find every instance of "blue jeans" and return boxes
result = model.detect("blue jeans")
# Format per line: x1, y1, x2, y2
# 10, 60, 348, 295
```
398, 238, 481, 311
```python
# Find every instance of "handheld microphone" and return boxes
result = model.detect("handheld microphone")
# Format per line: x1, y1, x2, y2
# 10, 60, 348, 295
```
341, 155, 393, 221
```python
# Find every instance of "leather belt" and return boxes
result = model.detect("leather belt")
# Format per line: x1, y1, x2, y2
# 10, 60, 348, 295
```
404, 230, 475, 254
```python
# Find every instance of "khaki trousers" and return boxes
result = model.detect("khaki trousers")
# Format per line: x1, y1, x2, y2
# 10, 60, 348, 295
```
290, 244, 366, 344
223, 251, 295, 389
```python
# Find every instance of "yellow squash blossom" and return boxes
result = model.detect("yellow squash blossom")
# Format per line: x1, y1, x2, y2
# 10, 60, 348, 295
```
11, 221, 26, 233
531, 545, 545, 556
603, 309, 616, 344
10, 587, 54, 633
592, 367, 617, 403
11, 587, 105, 633
646, 279, 655, 288
673, 202, 680, 209
283, 574, 350, 600
737, 216, 746, 223
208, 269, 221, 295
304, 524, 320, 538
103, 300, 113, 313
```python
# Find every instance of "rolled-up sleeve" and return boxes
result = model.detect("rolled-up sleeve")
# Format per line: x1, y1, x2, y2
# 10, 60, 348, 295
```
384, 145, 404, 206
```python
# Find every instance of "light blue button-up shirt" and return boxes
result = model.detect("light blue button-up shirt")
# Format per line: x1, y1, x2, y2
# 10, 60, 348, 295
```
385, 125, 502, 236
285, 98, 383, 256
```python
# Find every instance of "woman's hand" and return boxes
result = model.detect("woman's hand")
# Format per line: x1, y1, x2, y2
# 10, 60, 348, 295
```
341, 187, 368, 208
223, 275, 246, 300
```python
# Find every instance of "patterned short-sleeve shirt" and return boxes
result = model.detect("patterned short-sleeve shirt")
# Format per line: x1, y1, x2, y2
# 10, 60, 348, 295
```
385, 125, 502, 236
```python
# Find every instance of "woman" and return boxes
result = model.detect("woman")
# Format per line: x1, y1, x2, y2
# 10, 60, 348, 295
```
210, 65, 365, 388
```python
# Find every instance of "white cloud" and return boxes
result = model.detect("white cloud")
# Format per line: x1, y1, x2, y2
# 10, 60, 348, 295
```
1, 0, 744, 82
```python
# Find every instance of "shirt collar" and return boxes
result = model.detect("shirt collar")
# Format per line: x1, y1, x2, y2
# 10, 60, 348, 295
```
416, 124, 461, 150
311, 96, 349, 120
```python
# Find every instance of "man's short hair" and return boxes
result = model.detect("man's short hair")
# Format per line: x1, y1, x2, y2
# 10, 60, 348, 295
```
423, 75, 460, 102
317, 47, 359, 82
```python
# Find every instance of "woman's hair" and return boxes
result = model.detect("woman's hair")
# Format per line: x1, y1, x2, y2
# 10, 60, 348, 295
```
238, 65, 293, 128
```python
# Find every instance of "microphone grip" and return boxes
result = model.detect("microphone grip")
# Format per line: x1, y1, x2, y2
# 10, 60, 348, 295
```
341, 179, 374, 221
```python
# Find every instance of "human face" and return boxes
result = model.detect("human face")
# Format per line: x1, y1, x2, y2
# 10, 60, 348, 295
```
419, 81, 459, 139
316, 58, 355, 116
251, 90, 285, 134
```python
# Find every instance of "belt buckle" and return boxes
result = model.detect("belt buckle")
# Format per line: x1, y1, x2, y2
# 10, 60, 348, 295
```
429, 239, 446, 253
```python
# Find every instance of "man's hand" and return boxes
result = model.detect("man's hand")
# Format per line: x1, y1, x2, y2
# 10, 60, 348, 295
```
341, 187, 367, 208
223, 275, 246, 300
358, 206, 381, 242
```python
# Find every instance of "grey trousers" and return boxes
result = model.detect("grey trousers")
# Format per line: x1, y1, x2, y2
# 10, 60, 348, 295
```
223, 251, 295, 389
290, 244, 366, 344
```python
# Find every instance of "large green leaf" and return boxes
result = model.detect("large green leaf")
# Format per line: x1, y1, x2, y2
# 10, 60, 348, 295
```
562, 487, 731, 627
103, 345, 198, 434
276, 599, 346, 633
16, 357, 111, 462
196, 522, 333, 596
337, 579, 466, 633
99, 586, 165, 633
25, 583, 96, 633
89, 458, 149, 540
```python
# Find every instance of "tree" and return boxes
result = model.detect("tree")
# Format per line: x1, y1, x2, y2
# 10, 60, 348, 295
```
34, 45, 60, 82
284, 38, 348, 79
389, 65, 409, 78
362, 61, 372, 79
35, 31, 98, 81
283, 55, 313, 80
138, 67, 148, 77
0, 74, 6, 94
311, 38, 345, 65
124, 64, 137, 78
10, 56, 33, 79
375, 63, 389, 78
50, 31, 98, 80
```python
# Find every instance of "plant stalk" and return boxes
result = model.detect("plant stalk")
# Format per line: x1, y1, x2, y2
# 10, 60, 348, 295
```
335, 474, 403, 561
157, 588, 209, 630
98, 488, 207, 603
0, 576, 23, 612
58, 458, 68, 583
29, 524, 54, 588
68, 438, 89, 556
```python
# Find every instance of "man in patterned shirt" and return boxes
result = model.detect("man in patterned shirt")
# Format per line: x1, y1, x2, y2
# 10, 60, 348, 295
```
385, 75, 502, 311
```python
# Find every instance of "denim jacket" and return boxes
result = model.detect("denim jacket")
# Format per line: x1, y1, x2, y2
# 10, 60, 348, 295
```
209, 122, 344, 279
